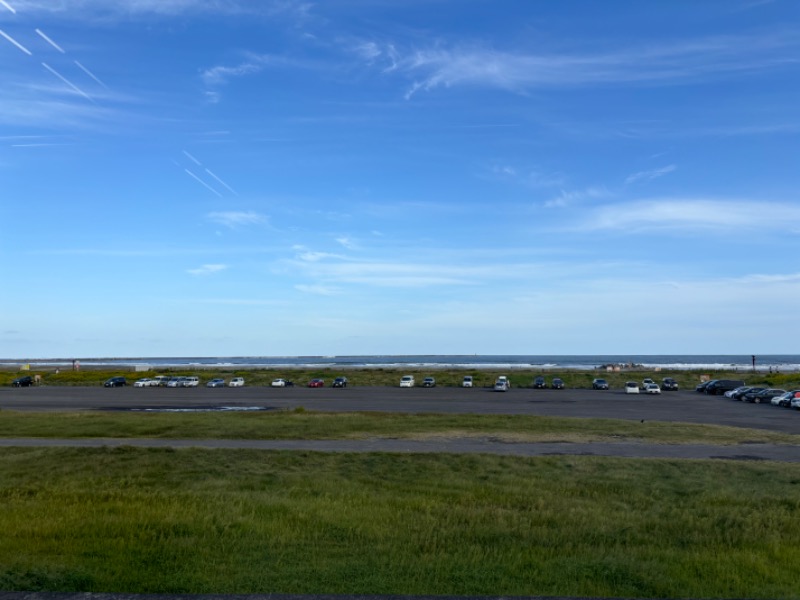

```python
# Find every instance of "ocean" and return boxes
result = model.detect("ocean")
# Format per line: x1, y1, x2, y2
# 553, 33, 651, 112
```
2, 354, 799, 372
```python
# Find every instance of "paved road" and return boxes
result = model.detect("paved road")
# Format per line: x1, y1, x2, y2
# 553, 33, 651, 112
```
2, 385, 799, 434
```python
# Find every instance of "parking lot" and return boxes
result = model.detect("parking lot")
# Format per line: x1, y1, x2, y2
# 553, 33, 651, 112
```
2, 385, 799, 435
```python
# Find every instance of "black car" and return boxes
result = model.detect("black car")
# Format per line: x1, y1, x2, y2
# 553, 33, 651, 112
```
103, 377, 127, 387
732, 386, 762, 401
743, 388, 785, 404
332, 377, 348, 388
533, 376, 547, 389
696, 380, 716, 393
662, 377, 679, 391
12, 375, 34, 387
592, 378, 609, 390
551, 378, 565, 389
705, 379, 745, 395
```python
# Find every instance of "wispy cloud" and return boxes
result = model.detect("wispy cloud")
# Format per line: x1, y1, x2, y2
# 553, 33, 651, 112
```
335, 236, 357, 250
187, 263, 228, 276
576, 199, 800, 232
18, 0, 314, 19
207, 211, 267, 228
624, 165, 677, 185
295, 284, 340, 296
544, 186, 611, 208
353, 31, 800, 98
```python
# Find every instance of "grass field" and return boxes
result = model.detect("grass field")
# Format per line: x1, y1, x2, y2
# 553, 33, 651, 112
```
1, 447, 799, 598
1, 410, 799, 446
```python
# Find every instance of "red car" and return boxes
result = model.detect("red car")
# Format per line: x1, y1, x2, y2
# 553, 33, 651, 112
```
307, 379, 325, 388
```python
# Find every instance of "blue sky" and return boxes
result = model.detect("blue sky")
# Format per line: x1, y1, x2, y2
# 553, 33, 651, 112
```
2, 0, 799, 358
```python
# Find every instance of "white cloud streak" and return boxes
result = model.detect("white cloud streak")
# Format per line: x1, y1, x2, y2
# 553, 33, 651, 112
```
0, 29, 32, 55
35, 28, 66, 53
187, 263, 228, 276
207, 211, 267, 228
624, 165, 677, 185
354, 32, 800, 98
577, 199, 800, 232
41, 62, 93, 101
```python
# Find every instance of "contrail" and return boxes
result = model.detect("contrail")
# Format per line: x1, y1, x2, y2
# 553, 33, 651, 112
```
0, 1, 16, 14
184, 169, 222, 197
74, 60, 107, 88
0, 29, 32, 55
205, 168, 238, 196
35, 28, 65, 53
182, 150, 203, 166
41, 62, 93, 102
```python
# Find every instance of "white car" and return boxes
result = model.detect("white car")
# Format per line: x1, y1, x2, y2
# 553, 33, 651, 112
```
493, 379, 509, 391
642, 378, 655, 389
183, 376, 200, 387
399, 375, 415, 388
271, 378, 288, 387
625, 382, 640, 394
462, 376, 473, 388
725, 386, 748, 398
496, 375, 510, 389
791, 395, 800, 410
133, 378, 153, 387
228, 377, 245, 387
645, 383, 661, 395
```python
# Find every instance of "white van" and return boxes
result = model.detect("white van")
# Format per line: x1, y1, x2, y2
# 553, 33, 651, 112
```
183, 376, 200, 387
462, 375, 473, 388
400, 375, 415, 388
228, 377, 245, 387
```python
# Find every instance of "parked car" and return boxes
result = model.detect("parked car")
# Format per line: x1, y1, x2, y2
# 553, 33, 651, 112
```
462, 376, 473, 388
103, 376, 127, 387
533, 376, 547, 389
732, 386, 763, 401
182, 376, 200, 387
11, 375, 34, 387
206, 378, 225, 388
493, 378, 509, 392
399, 375, 415, 388
791, 394, 800, 410
771, 391, 798, 407
422, 377, 436, 388
166, 377, 183, 387
551, 378, 565, 389
705, 379, 745, 395
307, 379, 325, 388
642, 378, 655, 389
625, 381, 640, 394
133, 378, 154, 387
271, 378, 289, 387
592, 378, 609, 390
645, 383, 661, 395
332, 377, 348, 388
696, 380, 715, 393
662, 377, 679, 391
496, 375, 510, 389
725, 386, 749, 398
777, 391, 800, 408
228, 377, 245, 387
744, 388, 785, 404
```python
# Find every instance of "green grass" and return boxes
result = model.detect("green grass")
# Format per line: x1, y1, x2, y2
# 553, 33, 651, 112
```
4, 367, 798, 390
1, 410, 798, 445
0, 447, 799, 597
